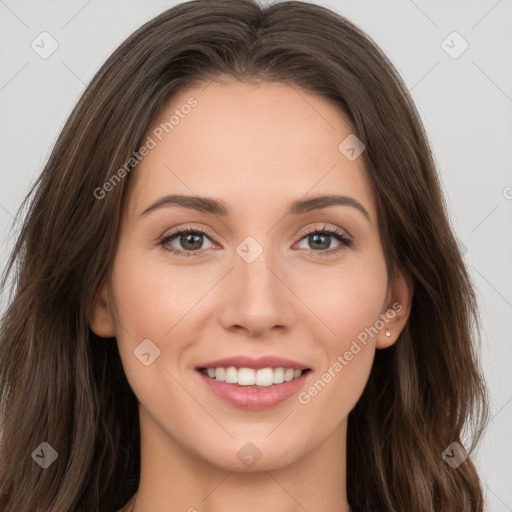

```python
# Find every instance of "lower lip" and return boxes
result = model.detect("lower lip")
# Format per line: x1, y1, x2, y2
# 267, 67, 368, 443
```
197, 370, 310, 410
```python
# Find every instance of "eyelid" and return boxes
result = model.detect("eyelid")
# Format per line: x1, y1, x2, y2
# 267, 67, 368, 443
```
159, 222, 353, 257
160, 223, 216, 242
160, 223, 351, 243
296, 223, 352, 242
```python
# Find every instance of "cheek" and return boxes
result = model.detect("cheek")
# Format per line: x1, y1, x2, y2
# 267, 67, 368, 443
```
332, 275, 388, 346
295, 256, 388, 350
108, 248, 197, 415
296, 297, 383, 437
110, 246, 194, 340
294, 260, 387, 414
108, 243, 218, 401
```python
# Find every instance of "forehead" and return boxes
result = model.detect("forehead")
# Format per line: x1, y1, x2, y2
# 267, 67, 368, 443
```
126, 79, 376, 221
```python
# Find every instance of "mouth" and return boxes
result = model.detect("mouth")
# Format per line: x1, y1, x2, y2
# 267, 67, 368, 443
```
194, 355, 312, 409
197, 366, 311, 387
195, 354, 313, 410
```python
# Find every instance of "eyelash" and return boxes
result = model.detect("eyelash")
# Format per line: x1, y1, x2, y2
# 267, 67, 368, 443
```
159, 224, 353, 258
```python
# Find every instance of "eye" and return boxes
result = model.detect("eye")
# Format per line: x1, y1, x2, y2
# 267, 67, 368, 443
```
159, 226, 216, 257
158, 224, 353, 258
295, 225, 353, 257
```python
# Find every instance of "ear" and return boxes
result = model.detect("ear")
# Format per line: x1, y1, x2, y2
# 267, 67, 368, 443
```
376, 267, 414, 349
87, 282, 116, 338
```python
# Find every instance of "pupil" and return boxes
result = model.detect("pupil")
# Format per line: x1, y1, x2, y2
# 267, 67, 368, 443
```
311, 234, 329, 249
182, 233, 202, 250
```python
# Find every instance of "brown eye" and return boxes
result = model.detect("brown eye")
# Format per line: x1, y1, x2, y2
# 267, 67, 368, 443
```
160, 227, 215, 257
296, 226, 352, 256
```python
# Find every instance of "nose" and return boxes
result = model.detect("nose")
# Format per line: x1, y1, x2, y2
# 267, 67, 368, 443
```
218, 243, 297, 338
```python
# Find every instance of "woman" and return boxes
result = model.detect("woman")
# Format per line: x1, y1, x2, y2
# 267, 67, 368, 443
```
0, 1, 489, 510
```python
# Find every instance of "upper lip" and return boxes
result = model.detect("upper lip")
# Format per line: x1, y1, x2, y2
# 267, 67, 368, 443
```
196, 355, 310, 371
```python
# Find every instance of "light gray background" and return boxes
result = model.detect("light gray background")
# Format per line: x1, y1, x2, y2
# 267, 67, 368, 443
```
0, 0, 511, 509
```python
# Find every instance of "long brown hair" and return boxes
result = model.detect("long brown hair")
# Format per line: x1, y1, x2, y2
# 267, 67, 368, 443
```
0, 1, 489, 510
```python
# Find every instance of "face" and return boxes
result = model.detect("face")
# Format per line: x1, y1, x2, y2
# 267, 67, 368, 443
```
91, 78, 412, 473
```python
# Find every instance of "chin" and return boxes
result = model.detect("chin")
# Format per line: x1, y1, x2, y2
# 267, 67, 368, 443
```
194, 436, 304, 473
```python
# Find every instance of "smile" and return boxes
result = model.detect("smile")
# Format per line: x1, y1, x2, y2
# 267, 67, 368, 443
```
199, 366, 310, 387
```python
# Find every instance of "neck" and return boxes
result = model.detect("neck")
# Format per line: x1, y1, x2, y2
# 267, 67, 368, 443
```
129, 407, 350, 512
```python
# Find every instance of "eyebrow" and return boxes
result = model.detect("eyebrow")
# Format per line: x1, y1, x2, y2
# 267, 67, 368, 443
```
140, 194, 371, 223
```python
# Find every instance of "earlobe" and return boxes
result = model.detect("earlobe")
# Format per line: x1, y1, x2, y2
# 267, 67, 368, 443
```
87, 283, 116, 338
376, 268, 414, 349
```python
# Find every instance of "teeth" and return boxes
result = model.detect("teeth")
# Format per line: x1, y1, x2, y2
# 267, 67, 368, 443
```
273, 367, 284, 384
201, 366, 306, 386
216, 367, 225, 381
225, 367, 237, 384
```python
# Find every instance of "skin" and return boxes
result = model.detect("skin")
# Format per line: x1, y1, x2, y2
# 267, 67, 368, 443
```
89, 78, 413, 512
